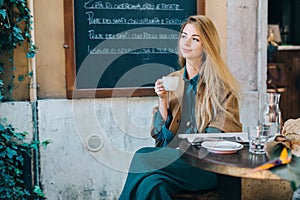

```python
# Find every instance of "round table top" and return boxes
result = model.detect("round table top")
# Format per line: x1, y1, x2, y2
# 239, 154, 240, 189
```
179, 139, 282, 180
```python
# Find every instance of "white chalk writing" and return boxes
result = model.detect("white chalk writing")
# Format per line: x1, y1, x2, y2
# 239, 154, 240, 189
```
86, 11, 183, 25
87, 45, 178, 55
88, 30, 179, 40
84, 0, 182, 11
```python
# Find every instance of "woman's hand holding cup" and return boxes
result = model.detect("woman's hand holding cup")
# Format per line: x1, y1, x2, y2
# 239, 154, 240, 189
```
154, 79, 166, 99
155, 76, 179, 99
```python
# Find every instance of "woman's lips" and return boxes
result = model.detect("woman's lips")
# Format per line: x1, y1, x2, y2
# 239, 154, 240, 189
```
181, 48, 192, 53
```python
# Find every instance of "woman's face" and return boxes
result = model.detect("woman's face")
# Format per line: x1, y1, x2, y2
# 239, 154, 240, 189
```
179, 23, 204, 61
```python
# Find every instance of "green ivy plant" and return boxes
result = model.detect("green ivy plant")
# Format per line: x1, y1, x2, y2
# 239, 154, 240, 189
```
0, 118, 49, 199
0, 0, 42, 199
0, 0, 36, 57
0, 0, 37, 100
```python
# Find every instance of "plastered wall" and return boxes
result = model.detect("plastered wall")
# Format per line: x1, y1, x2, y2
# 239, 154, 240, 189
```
34, 0, 66, 98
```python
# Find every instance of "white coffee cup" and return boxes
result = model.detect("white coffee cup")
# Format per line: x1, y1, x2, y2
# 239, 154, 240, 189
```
162, 76, 179, 91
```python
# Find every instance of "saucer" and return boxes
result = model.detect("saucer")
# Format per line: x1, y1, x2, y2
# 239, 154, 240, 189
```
201, 141, 244, 154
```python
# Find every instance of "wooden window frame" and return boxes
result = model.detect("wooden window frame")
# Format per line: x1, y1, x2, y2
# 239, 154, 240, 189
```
64, 0, 205, 99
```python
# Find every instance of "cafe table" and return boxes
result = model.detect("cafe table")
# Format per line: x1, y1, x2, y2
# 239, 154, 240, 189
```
178, 139, 284, 200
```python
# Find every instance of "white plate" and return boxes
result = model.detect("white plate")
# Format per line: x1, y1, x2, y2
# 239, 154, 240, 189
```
201, 141, 244, 154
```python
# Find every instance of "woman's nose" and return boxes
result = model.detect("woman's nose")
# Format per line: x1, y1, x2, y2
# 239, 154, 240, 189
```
184, 37, 192, 46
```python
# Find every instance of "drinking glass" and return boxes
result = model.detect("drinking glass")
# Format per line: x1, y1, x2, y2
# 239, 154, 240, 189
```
248, 126, 270, 154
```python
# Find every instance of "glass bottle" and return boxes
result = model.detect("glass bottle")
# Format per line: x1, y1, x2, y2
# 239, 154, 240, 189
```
260, 93, 282, 138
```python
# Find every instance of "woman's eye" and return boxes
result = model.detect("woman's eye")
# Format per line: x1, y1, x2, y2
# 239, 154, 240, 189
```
181, 34, 187, 39
193, 38, 200, 42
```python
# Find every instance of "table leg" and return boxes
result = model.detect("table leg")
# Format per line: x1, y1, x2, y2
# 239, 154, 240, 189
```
217, 174, 241, 200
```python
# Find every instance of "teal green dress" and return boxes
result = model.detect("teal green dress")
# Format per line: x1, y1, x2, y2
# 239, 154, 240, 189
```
118, 147, 217, 200
119, 68, 219, 200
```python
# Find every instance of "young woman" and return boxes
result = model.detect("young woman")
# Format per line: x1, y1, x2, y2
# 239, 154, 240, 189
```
119, 15, 242, 200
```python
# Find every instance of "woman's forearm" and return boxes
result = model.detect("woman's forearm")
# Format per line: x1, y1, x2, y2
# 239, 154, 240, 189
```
158, 97, 168, 121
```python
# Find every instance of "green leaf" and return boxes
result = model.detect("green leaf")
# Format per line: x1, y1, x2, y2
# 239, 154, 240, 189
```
30, 142, 39, 150
6, 147, 17, 159
24, 190, 31, 196
2, 132, 11, 141
14, 167, 22, 175
26, 50, 35, 58
12, 26, 24, 41
16, 155, 24, 162
0, 124, 4, 131
0, 9, 6, 19
22, 131, 28, 135
18, 75, 25, 82
25, 31, 31, 38
28, 71, 33, 77
42, 140, 51, 147
0, 63, 4, 73
33, 186, 45, 197
4, 23, 10, 28
0, 151, 5, 157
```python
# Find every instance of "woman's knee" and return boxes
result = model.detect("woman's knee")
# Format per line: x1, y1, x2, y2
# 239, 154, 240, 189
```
135, 147, 159, 154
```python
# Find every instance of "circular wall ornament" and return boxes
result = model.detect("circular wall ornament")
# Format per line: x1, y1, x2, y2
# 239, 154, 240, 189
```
86, 134, 103, 152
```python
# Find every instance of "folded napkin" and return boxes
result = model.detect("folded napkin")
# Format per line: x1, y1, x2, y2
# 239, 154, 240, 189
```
251, 147, 292, 172
266, 118, 300, 158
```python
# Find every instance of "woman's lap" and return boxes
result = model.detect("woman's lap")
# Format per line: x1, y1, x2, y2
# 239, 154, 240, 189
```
119, 147, 217, 200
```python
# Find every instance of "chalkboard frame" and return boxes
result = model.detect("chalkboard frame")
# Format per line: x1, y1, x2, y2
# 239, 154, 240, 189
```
64, 0, 205, 98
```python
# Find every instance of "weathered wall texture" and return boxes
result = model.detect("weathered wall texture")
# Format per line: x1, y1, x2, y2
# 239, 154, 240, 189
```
38, 98, 156, 199
226, 0, 265, 127
34, 0, 66, 98
206, 0, 228, 63
227, 0, 260, 91
0, 102, 33, 137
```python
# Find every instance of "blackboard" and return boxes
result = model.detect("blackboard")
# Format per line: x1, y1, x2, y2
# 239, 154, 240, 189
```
64, 0, 200, 98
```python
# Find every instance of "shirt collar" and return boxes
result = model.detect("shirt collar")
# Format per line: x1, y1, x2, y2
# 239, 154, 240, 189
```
183, 66, 200, 87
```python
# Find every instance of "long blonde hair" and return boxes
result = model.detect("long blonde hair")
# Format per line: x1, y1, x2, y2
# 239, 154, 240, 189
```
178, 15, 241, 131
